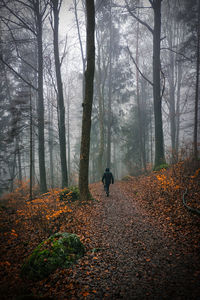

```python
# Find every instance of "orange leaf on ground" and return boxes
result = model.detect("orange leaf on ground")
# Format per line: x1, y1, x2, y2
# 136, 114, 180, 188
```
82, 291, 90, 297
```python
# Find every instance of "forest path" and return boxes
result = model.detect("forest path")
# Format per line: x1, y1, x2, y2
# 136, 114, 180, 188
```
69, 182, 200, 299
1, 180, 199, 300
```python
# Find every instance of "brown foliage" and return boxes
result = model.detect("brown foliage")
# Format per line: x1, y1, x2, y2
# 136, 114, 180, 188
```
0, 160, 199, 299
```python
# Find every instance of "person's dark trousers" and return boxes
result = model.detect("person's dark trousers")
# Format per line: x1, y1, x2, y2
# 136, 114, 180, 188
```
105, 184, 110, 196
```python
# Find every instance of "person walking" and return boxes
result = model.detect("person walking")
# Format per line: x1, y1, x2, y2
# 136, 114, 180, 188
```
102, 168, 114, 197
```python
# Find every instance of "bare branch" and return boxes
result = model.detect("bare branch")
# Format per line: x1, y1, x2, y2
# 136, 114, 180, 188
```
160, 68, 165, 99
60, 34, 68, 67
125, 0, 153, 34
0, 55, 37, 91
1, 0, 36, 35
14, 0, 33, 10
1, 19, 38, 73
126, 46, 153, 86
161, 47, 192, 61
73, 0, 85, 70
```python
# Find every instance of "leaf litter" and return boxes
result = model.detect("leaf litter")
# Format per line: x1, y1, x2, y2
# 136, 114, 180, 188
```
0, 161, 200, 299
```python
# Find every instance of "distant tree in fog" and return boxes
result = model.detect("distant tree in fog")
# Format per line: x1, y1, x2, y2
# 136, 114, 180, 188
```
50, 0, 68, 188
79, 0, 95, 201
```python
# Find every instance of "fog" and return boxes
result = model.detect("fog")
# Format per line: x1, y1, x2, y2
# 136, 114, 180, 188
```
0, 0, 199, 195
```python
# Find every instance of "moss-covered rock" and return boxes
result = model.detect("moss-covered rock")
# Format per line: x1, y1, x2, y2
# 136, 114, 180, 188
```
21, 232, 85, 281
153, 163, 169, 171
59, 186, 80, 202
121, 175, 134, 181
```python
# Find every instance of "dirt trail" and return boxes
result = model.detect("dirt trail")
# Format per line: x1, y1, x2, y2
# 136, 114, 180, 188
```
71, 182, 200, 299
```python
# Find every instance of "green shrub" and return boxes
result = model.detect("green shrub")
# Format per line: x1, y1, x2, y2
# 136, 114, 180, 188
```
121, 175, 134, 181
153, 163, 169, 171
59, 186, 80, 202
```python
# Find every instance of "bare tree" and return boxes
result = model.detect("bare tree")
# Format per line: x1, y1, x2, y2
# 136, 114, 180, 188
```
73, 0, 86, 101
126, 0, 166, 168
194, 0, 200, 160
79, 0, 95, 201
50, 0, 68, 188
1, 0, 49, 193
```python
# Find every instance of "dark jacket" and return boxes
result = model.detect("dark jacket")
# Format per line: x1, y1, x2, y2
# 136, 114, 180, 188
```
102, 169, 114, 185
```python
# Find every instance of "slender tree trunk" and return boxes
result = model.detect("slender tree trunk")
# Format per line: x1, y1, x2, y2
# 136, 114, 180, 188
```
168, 55, 176, 162
74, 0, 86, 100
194, 0, 200, 160
107, 78, 112, 168
48, 91, 54, 189
67, 91, 71, 185
52, 0, 68, 188
29, 88, 33, 200
150, 109, 153, 165
106, 4, 112, 169
113, 142, 118, 179
16, 138, 22, 182
37, 11, 47, 193
135, 10, 146, 171
79, 0, 95, 201
167, 16, 177, 163
32, 58, 38, 187
95, 56, 104, 178
175, 62, 182, 157
98, 89, 104, 176
152, 0, 166, 167
10, 140, 17, 192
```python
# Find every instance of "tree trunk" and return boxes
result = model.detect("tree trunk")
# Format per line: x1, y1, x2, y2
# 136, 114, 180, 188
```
135, 10, 146, 172
95, 53, 104, 178
10, 140, 17, 192
29, 88, 33, 200
168, 53, 176, 162
16, 138, 22, 182
166, 9, 177, 163
37, 11, 47, 193
106, 4, 112, 169
175, 61, 182, 157
74, 0, 86, 101
152, 0, 166, 167
194, 0, 200, 160
67, 90, 71, 185
79, 0, 95, 201
52, 0, 68, 188
48, 90, 54, 189
97, 86, 104, 177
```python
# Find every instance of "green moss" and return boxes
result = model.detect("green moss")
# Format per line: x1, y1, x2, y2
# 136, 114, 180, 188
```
59, 186, 80, 202
153, 163, 169, 171
121, 175, 134, 181
21, 232, 85, 281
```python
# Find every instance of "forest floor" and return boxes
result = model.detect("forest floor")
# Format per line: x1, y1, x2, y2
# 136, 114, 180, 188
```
0, 162, 200, 299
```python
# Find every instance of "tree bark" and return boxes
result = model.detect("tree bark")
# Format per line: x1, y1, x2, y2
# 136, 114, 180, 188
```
16, 138, 22, 182
79, 0, 95, 201
151, 0, 166, 167
74, 0, 86, 101
47, 90, 54, 189
194, 0, 200, 160
36, 9, 47, 193
166, 2, 177, 163
106, 3, 112, 169
52, 0, 68, 188
29, 88, 33, 200
175, 61, 182, 157
66, 90, 71, 185
96, 69, 104, 178
135, 7, 146, 171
